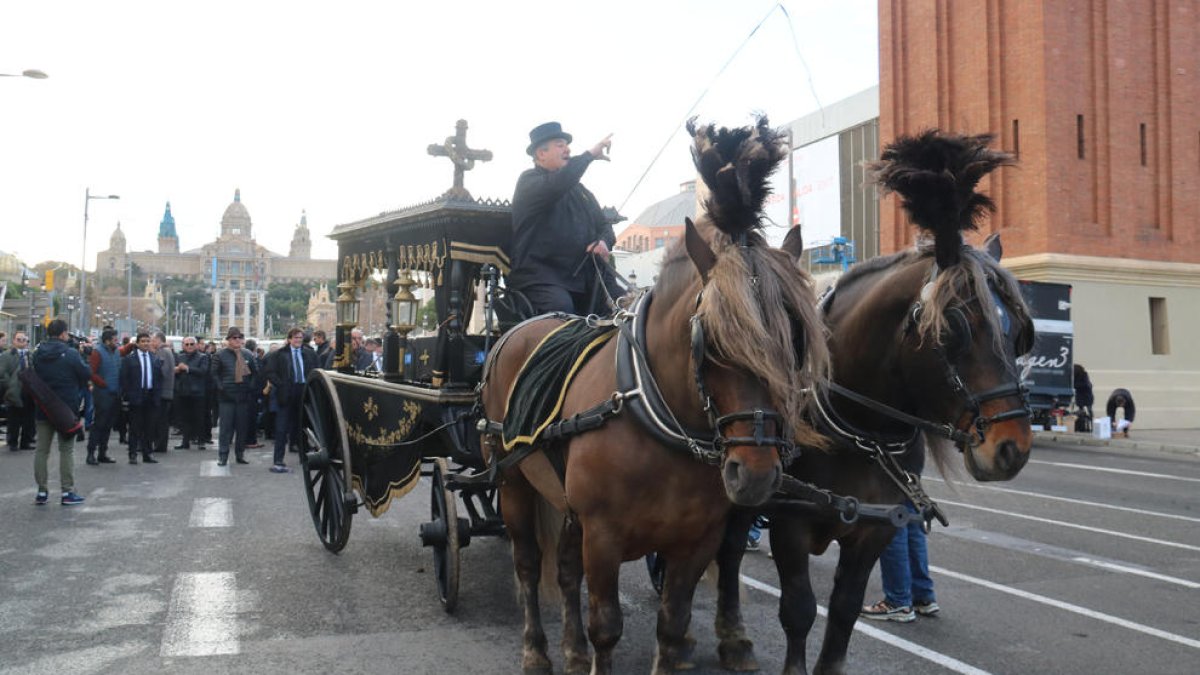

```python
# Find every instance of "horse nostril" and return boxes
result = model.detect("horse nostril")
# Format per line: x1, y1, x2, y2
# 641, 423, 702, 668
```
996, 440, 1023, 472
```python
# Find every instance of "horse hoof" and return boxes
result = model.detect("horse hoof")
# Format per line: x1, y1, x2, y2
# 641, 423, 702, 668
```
718, 638, 760, 672
564, 653, 591, 675
652, 651, 697, 673
522, 652, 552, 674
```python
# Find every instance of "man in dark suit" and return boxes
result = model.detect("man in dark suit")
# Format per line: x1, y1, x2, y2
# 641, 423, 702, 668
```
264, 327, 316, 473
119, 332, 161, 464
509, 121, 621, 315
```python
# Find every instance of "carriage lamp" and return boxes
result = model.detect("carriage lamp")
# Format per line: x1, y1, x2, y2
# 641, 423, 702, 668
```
391, 270, 419, 335
336, 280, 360, 327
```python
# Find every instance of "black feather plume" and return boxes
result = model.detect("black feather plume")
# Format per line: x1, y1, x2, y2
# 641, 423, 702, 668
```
870, 130, 1014, 267
687, 116, 788, 238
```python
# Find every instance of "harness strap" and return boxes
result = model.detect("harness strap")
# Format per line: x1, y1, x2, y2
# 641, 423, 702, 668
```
826, 381, 978, 448
539, 395, 626, 443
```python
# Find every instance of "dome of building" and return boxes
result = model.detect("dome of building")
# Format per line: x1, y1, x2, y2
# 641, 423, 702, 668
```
221, 188, 252, 237
632, 181, 696, 227
109, 222, 127, 251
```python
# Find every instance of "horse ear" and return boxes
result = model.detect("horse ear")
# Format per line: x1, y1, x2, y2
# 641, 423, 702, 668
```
983, 233, 1003, 262
684, 217, 717, 283
781, 226, 804, 260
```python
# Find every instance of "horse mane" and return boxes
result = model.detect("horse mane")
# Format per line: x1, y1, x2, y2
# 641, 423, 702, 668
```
869, 130, 1014, 268
662, 116, 829, 448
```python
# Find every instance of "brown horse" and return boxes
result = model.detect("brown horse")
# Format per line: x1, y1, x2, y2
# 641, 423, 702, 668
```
479, 118, 828, 674
711, 130, 1036, 674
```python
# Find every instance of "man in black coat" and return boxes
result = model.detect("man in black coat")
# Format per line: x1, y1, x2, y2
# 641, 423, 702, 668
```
509, 121, 621, 316
119, 332, 161, 464
31, 320, 92, 505
264, 327, 317, 473
210, 327, 258, 467
173, 336, 211, 450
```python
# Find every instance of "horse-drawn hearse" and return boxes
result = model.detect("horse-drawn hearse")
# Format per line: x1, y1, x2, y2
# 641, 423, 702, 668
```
298, 118, 1037, 674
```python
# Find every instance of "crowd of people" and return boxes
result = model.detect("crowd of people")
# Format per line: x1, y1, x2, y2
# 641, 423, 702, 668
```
0, 323, 349, 506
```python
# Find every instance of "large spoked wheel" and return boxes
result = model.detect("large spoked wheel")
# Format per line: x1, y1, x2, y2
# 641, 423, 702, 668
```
300, 370, 356, 553
420, 457, 460, 613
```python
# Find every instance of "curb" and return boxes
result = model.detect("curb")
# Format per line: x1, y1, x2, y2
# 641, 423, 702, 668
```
1034, 431, 1200, 457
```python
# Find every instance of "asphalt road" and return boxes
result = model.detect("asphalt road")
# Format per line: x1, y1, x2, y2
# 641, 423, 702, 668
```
1, 434, 1197, 674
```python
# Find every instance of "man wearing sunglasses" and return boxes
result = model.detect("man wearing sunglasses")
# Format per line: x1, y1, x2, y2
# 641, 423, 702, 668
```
210, 327, 258, 467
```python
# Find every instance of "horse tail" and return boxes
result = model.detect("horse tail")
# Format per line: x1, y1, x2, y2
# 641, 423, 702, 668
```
534, 493, 565, 604
869, 130, 1014, 268
687, 115, 789, 238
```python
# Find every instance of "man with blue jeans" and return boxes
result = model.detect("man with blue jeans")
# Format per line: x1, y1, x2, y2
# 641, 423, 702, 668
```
860, 502, 939, 622
862, 448, 939, 623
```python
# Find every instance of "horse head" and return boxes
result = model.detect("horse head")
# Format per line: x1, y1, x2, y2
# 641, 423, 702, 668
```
871, 130, 1033, 480
674, 117, 829, 505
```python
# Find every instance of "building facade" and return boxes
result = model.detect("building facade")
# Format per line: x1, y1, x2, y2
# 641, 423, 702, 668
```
96, 189, 336, 338
881, 0, 1200, 428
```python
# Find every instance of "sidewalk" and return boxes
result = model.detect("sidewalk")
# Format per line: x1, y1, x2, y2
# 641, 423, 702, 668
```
1035, 426, 1200, 457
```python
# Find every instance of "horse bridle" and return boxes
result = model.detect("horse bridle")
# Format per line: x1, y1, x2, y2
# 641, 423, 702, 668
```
688, 308, 795, 462
904, 282, 1031, 448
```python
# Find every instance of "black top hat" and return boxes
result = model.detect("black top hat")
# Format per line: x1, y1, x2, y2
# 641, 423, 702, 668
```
526, 121, 573, 156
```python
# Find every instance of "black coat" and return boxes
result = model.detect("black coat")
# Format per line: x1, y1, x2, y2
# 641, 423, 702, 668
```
265, 346, 318, 404
30, 339, 91, 418
509, 153, 615, 292
119, 348, 163, 408
210, 347, 259, 401
1105, 388, 1135, 423
174, 350, 211, 398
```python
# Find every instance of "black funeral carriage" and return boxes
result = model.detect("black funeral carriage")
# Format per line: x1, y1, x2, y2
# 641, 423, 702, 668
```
299, 185, 530, 612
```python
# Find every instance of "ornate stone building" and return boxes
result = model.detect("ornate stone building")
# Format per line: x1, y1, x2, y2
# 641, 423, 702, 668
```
305, 283, 335, 335
96, 189, 336, 338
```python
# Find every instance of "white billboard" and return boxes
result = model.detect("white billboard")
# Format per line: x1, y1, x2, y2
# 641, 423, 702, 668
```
792, 135, 842, 249
761, 134, 842, 249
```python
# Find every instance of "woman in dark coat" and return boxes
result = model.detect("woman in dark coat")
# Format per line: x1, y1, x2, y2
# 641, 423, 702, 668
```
1073, 364, 1094, 431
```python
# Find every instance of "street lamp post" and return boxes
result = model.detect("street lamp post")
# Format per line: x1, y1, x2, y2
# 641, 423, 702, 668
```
81, 188, 120, 333
0, 69, 48, 79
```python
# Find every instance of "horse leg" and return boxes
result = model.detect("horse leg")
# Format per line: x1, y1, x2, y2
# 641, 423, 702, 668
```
772, 516, 818, 675
557, 513, 590, 675
812, 536, 884, 675
501, 477, 553, 674
715, 509, 759, 671
653, 545, 719, 674
584, 531, 624, 675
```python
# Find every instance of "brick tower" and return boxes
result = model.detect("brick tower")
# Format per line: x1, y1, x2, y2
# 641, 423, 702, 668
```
880, 0, 1200, 428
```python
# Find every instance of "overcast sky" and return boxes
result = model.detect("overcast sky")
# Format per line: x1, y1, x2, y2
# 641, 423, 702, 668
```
0, 0, 877, 271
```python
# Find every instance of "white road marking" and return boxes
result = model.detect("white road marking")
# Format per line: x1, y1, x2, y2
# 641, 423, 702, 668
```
188, 498, 233, 528
739, 575, 992, 675
935, 498, 1200, 553
200, 460, 231, 477
1026, 460, 1200, 483
1070, 557, 1200, 589
930, 566, 1200, 651
925, 477, 1200, 523
160, 572, 240, 656
937, 527, 1200, 589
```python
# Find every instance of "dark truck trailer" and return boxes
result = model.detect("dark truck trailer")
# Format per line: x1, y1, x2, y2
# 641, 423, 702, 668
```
1016, 281, 1074, 427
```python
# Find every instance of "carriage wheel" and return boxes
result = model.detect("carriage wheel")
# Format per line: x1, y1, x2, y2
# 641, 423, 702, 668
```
420, 457, 461, 613
645, 553, 667, 596
300, 371, 355, 553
